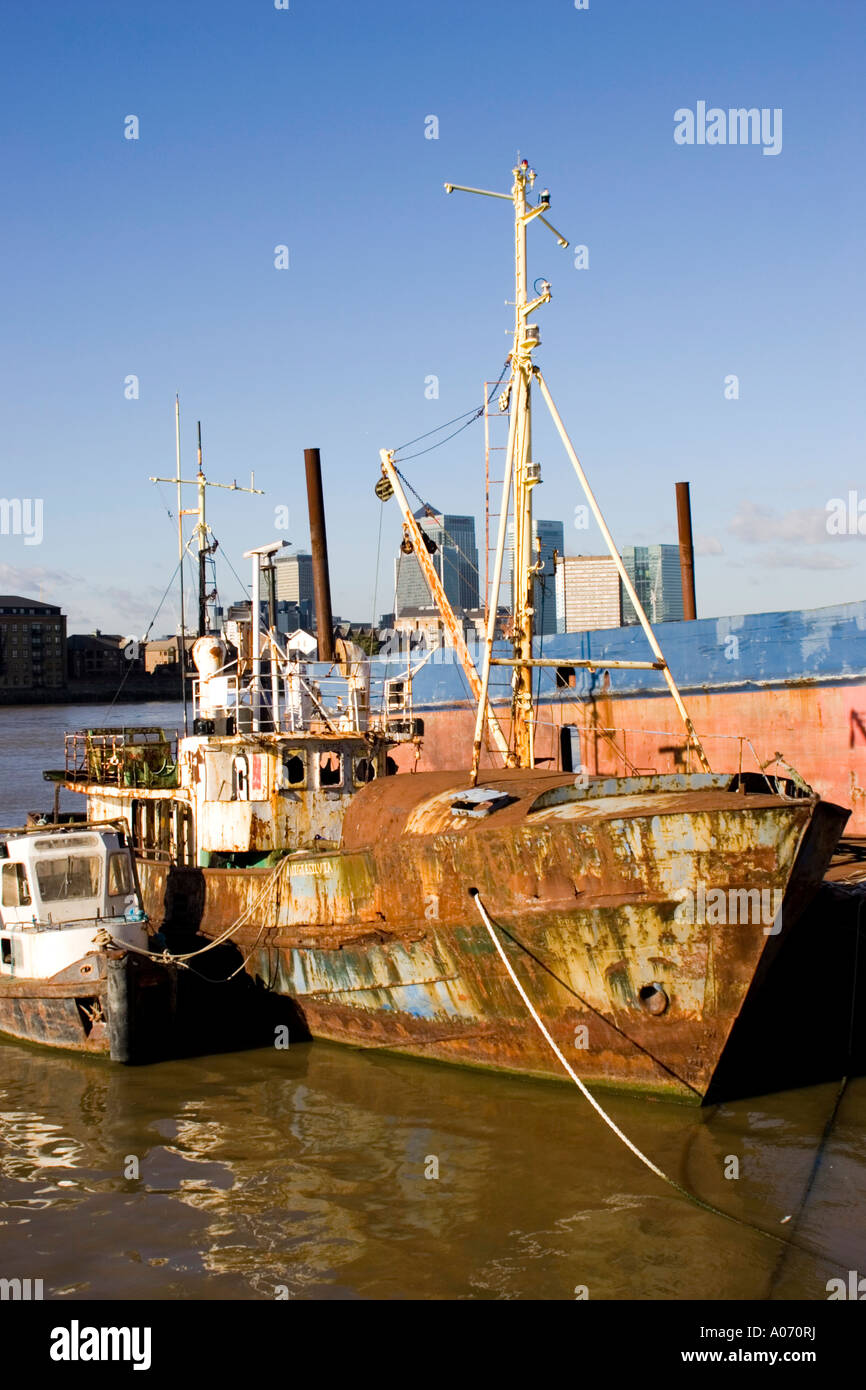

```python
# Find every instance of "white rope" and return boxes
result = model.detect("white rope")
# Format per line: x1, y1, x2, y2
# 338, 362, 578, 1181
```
470, 889, 672, 1185
470, 888, 838, 1260
471, 888, 863, 1267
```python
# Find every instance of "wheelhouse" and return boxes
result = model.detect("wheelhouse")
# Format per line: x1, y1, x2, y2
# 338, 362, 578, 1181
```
0, 827, 142, 929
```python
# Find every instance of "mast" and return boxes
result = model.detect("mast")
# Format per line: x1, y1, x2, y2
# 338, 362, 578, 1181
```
196, 421, 207, 637
442, 158, 712, 779
175, 396, 189, 735
444, 161, 563, 773
510, 160, 539, 768
151, 414, 264, 715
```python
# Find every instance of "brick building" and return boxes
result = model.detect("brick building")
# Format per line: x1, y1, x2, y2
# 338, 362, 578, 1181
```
67, 632, 129, 680
0, 596, 67, 692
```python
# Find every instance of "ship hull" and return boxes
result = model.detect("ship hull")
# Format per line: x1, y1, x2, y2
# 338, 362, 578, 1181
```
137, 772, 854, 1103
0, 949, 178, 1063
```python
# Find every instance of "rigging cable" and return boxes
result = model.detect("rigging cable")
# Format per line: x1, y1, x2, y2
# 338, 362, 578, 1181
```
209, 531, 251, 605
102, 554, 188, 720
389, 365, 514, 623
391, 361, 510, 461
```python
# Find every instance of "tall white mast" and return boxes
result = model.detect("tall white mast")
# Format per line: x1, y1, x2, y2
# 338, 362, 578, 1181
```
443, 159, 711, 780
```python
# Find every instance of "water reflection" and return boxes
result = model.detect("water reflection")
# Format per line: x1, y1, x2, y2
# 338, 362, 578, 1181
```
1, 1034, 864, 1300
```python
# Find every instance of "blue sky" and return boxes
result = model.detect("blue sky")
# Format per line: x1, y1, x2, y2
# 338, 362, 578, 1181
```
0, 0, 863, 636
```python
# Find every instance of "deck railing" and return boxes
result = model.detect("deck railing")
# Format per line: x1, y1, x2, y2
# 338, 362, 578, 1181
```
64, 728, 179, 789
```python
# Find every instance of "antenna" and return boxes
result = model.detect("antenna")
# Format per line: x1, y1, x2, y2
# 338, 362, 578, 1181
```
151, 415, 265, 645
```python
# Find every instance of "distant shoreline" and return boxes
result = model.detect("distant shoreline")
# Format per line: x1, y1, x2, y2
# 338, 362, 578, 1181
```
0, 681, 185, 708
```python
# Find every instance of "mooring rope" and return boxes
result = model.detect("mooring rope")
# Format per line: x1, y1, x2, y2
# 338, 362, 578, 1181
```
95, 854, 291, 972
469, 887, 837, 1260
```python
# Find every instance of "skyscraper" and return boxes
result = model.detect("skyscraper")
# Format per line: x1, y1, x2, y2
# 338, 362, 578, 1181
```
274, 551, 314, 608
620, 545, 684, 624
555, 555, 622, 632
504, 518, 565, 637
394, 507, 479, 616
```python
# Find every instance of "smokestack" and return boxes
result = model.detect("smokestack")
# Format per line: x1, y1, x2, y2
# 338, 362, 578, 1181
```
304, 447, 336, 661
675, 481, 697, 621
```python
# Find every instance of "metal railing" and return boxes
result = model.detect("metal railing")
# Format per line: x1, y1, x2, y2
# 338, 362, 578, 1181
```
191, 650, 421, 741
532, 720, 803, 788
64, 728, 179, 789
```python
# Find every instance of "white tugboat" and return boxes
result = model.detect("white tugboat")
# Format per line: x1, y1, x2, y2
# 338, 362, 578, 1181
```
0, 822, 176, 1061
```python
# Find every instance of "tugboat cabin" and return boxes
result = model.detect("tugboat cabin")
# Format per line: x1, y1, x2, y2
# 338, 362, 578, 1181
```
0, 825, 146, 980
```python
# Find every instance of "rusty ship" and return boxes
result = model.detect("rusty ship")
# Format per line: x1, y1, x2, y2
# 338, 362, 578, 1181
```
44, 159, 860, 1101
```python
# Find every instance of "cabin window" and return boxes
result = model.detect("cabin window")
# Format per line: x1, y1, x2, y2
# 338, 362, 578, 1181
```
173, 803, 195, 867
318, 751, 342, 787
1, 862, 31, 907
34, 855, 101, 902
560, 725, 582, 774
386, 681, 406, 713
556, 666, 576, 689
1, 939, 11, 965
353, 757, 376, 785
282, 752, 306, 787
108, 852, 134, 897
232, 755, 249, 802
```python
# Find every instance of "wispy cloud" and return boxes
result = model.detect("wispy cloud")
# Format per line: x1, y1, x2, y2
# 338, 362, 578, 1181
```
727, 502, 830, 546
723, 500, 862, 573
755, 548, 853, 571
0, 564, 176, 636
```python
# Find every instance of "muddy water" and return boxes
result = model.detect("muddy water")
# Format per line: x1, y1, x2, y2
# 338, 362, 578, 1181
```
1, 704, 864, 1301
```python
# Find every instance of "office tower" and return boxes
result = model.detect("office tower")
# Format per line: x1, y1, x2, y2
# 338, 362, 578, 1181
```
504, 518, 565, 637
394, 507, 479, 616
555, 555, 623, 632
620, 544, 684, 624
274, 551, 314, 610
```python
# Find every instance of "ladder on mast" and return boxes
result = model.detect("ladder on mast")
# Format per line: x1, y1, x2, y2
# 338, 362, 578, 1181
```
483, 380, 512, 628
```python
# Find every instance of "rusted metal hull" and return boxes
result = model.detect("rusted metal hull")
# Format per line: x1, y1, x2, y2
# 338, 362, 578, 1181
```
138, 771, 854, 1103
0, 950, 178, 1063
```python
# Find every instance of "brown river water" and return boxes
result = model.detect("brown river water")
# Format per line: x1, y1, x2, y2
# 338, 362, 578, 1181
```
1, 702, 864, 1301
